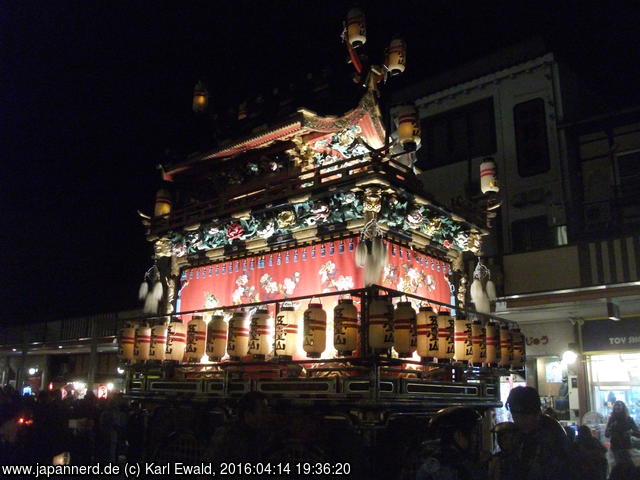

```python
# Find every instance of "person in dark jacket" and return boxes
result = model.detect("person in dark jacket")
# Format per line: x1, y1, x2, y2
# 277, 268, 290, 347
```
605, 400, 640, 466
575, 425, 607, 480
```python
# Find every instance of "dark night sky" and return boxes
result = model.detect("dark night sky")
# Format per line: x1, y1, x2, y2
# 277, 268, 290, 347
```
2, 1, 639, 322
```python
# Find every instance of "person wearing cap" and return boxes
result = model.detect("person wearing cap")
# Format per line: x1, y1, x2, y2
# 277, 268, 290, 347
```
401, 406, 488, 480
488, 422, 521, 480
505, 386, 575, 480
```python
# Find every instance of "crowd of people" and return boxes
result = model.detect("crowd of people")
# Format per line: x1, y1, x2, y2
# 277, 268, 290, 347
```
0, 386, 144, 466
1, 384, 639, 479
401, 387, 640, 480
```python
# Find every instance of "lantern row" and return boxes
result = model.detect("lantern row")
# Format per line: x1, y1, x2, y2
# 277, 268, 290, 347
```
119, 298, 524, 369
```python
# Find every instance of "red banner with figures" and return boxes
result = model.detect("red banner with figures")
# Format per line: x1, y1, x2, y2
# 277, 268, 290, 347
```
177, 237, 451, 314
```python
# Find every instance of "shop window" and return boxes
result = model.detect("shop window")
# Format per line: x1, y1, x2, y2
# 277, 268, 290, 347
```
514, 98, 550, 177
511, 215, 554, 252
418, 97, 496, 169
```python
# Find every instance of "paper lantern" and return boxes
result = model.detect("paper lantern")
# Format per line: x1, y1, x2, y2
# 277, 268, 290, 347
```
185, 315, 207, 363
133, 324, 151, 363
274, 305, 299, 360
165, 319, 187, 362
118, 325, 136, 362
192, 80, 208, 113
334, 299, 359, 356
454, 316, 472, 364
499, 324, 513, 368
485, 321, 499, 366
511, 327, 524, 369
368, 296, 394, 353
394, 301, 417, 358
397, 104, 421, 152
303, 302, 327, 359
436, 310, 454, 363
416, 306, 438, 362
480, 159, 500, 194
346, 8, 366, 47
149, 322, 167, 361
206, 315, 228, 361
154, 189, 172, 217
228, 310, 250, 361
471, 320, 485, 365
249, 308, 273, 360
386, 38, 406, 76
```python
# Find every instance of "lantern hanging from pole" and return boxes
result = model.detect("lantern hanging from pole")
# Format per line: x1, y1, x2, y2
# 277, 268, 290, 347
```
436, 310, 455, 363
386, 38, 406, 76
118, 324, 136, 363
303, 302, 327, 359
485, 321, 499, 367
454, 316, 471, 364
165, 318, 187, 362
397, 104, 421, 152
249, 308, 273, 360
274, 304, 299, 360
394, 301, 416, 358
334, 298, 359, 356
154, 189, 172, 217
416, 306, 438, 362
499, 324, 513, 368
346, 8, 366, 47
149, 321, 167, 362
192, 80, 209, 113
510, 327, 524, 369
471, 320, 485, 365
368, 296, 394, 353
185, 315, 207, 363
206, 315, 228, 361
228, 309, 250, 361
480, 158, 500, 194
133, 324, 151, 363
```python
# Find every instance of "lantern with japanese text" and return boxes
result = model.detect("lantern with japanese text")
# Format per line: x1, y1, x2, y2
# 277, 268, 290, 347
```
346, 8, 366, 47
437, 310, 455, 363
471, 320, 485, 365
386, 38, 406, 76
511, 327, 524, 369
249, 308, 273, 360
334, 298, 359, 356
274, 304, 299, 360
185, 315, 207, 363
133, 324, 151, 363
499, 324, 513, 368
154, 189, 172, 217
369, 296, 394, 353
207, 315, 228, 361
394, 301, 417, 358
149, 322, 167, 362
416, 306, 438, 362
454, 316, 472, 364
228, 309, 250, 361
118, 325, 136, 363
397, 104, 421, 152
165, 319, 187, 362
485, 321, 499, 367
303, 302, 327, 359
480, 159, 500, 194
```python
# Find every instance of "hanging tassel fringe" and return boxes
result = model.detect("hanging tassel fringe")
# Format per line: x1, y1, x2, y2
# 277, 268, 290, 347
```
138, 281, 149, 301
355, 241, 367, 268
485, 280, 497, 302
151, 280, 164, 302
143, 292, 159, 314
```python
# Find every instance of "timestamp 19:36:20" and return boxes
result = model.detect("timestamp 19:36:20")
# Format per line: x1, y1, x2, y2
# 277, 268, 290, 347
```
219, 462, 352, 476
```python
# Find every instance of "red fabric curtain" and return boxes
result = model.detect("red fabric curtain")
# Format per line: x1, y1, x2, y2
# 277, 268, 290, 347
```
177, 237, 451, 315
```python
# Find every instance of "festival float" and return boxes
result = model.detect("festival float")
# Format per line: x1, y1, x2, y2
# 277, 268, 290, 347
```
121, 8, 523, 468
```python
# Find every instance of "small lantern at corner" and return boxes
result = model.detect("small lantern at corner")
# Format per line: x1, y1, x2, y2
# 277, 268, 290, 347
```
386, 38, 406, 76
397, 104, 421, 152
192, 80, 209, 113
346, 8, 366, 47
480, 158, 500, 194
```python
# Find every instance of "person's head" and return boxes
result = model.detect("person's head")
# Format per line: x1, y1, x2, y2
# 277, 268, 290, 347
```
492, 421, 521, 453
506, 386, 541, 432
236, 392, 270, 429
577, 425, 592, 439
612, 400, 629, 418
428, 407, 482, 455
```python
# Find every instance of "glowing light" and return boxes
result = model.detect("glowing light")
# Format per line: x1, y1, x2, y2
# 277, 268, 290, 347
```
116, 367, 125, 374
28, 367, 38, 376
562, 350, 578, 364
107, 383, 114, 391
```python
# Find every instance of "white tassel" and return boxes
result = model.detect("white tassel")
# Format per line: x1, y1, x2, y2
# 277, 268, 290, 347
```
355, 241, 367, 268
143, 292, 159, 314
364, 247, 386, 286
151, 281, 164, 302
138, 281, 149, 301
372, 237, 387, 266
470, 278, 484, 308
485, 280, 497, 302
474, 292, 491, 314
